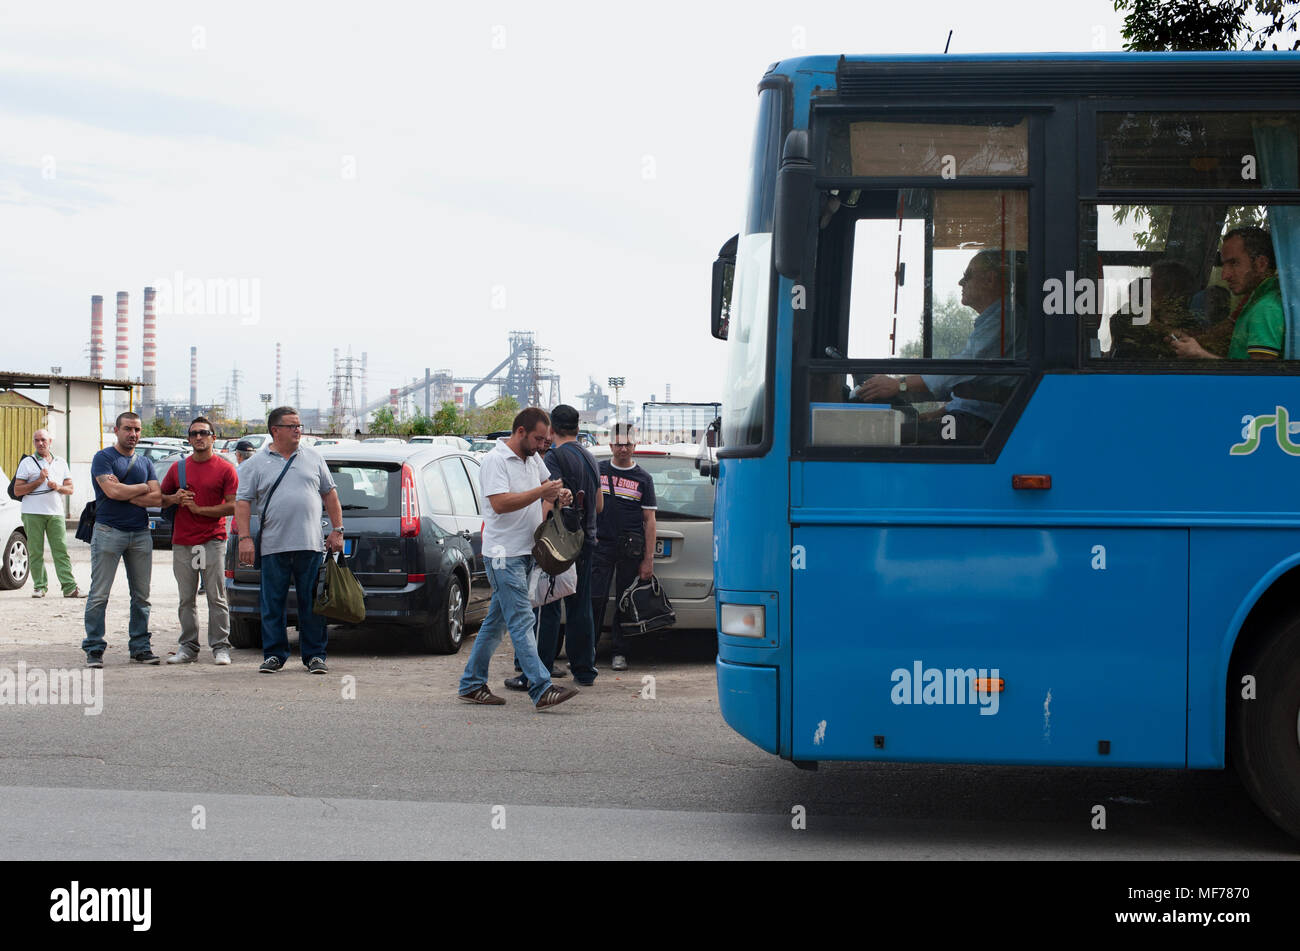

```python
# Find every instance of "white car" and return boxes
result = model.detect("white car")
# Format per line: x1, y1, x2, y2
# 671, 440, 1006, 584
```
588, 442, 716, 630
409, 435, 472, 451
0, 467, 30, 590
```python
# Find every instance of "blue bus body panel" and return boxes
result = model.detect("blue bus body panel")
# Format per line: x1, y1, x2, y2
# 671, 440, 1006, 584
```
790, 524, 1187, 765
716, 659, 779, 754
783, 375, 1300, 766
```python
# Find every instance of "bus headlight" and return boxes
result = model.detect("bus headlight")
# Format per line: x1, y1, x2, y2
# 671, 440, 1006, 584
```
720, 603, 765, 638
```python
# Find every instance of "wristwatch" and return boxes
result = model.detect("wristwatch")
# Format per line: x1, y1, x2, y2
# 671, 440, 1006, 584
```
897, 377, 908, 393
330, 526, 344, 534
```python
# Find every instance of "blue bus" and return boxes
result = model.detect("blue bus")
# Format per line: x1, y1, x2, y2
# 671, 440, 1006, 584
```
709, 52, 1300, 839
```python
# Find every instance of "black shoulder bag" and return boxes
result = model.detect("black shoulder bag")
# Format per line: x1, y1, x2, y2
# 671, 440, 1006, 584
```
6, 455, 36, 502
253, 455, 297, 569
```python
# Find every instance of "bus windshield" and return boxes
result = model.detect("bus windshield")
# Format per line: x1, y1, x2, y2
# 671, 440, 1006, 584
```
721, 85, 782, 450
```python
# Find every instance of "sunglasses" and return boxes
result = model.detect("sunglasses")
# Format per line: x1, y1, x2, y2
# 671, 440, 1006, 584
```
188, 430, 213, 438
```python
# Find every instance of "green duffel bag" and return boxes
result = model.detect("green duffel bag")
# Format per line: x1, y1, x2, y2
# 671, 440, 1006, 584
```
313, 552, 367, 624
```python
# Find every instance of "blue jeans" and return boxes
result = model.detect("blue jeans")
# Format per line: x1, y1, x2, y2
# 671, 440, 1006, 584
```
82, 523, 153, 657
458, 555, 553, 704
259, 550, 327, 664
538, 546, 596, 683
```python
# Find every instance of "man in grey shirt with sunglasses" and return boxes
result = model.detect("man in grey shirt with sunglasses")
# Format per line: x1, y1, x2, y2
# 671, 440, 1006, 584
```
234, 407, 343, 675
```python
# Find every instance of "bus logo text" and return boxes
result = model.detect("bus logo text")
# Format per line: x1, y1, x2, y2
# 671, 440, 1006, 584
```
1230, 406, 1300, 456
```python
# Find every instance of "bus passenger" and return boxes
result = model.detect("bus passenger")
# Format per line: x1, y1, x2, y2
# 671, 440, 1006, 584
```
852, 249, 1026, 444
1171, 227, 1283, 360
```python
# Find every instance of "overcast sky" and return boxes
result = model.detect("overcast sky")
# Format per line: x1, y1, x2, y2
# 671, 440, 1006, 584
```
0, 1, 1128, 423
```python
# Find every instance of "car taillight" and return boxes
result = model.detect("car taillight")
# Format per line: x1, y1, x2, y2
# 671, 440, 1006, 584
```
400, 463, 420, 537
224, 570, 234, 579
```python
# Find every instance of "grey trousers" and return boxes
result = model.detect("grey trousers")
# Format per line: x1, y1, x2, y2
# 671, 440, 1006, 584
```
173, 539, 231, 653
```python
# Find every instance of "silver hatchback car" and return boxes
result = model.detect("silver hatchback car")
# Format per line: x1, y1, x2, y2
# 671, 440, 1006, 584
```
589, 442, 715, 630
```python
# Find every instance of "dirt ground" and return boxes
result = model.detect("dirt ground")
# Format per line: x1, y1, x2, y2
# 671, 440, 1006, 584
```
0, 535, 720, 703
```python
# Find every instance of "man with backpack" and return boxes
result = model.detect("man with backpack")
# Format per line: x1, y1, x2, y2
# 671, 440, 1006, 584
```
160, 416, 238, 665
11, 429, 79, 599
505, 404, 603, 690
590, 423, 657, 673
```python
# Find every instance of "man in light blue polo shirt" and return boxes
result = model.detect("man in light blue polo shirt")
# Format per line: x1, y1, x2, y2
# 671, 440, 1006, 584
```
456, 407, 579, 710
854, 249, 1027, 444
234, 406, 343, 674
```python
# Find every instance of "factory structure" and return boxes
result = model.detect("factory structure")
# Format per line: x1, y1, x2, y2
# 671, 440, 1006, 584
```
83, 296, 572, 433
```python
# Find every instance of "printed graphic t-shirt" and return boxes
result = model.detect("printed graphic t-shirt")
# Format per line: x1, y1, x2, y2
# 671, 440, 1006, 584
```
595, 461, 656, 545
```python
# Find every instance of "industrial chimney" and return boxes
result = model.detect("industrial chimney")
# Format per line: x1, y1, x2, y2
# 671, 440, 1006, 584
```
89, 295, 104, 378
141, 286, 157, 419
115, 291, 129, 414
190, 346, 198, 417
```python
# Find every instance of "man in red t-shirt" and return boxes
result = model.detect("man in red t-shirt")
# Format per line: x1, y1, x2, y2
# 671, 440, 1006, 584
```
160, 416, 239, 665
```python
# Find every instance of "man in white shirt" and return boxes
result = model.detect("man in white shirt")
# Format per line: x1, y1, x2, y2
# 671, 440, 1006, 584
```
456, 407, 580, 710
13, 429, 79, 598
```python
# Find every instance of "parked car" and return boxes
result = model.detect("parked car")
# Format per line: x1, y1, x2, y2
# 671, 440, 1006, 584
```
409, 435, 471, 451
588, 443, 716, 631
0, 467, 30, 590
361, 437, 404, 444
312, 438, 360, 447
223, 443, 491, 653
468, 439, 495, 456
235, 433, 271, 451
134, 443, 184, 465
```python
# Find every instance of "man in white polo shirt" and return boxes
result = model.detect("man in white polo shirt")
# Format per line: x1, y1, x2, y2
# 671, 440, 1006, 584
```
457, 407, 579, 710
13, 429, 79, 598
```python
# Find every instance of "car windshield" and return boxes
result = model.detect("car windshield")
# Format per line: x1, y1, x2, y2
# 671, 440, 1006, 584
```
634, 455, 714, 520
328, 463, 400, 515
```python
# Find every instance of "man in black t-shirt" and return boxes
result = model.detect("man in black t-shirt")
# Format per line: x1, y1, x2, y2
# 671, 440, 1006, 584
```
590, 423, 657, 672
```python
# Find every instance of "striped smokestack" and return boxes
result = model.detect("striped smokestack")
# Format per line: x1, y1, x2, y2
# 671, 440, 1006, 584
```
190, 346, 198, 416
90, 295, 104, 378
275, 341, 282, 406
115, 291, 129, 413
142, 286, 157, 418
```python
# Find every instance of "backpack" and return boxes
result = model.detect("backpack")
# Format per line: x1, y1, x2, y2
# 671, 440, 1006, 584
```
531, 504, 584, 575
6, 455, 35, 501
162, 455, 187, 527
617, 575, 677, 635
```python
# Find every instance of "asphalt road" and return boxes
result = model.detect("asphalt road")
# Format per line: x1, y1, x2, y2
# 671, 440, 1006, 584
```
0, 548, 1296, 859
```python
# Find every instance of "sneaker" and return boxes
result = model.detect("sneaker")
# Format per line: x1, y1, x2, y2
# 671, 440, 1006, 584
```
86, 652, 104, 668
306, 657, 328, 674
458, 685, 506, 705
259, 656, 285, 674
551, 664, 569, 679
31, 590, 46, 599
503, 675, 529, 691
611, 655, 628, 671
166, 650, 197, 665
213, 649, 232, 666
131, 651, 161, 665
535, 685, 579, 710
63, 588, 83, 598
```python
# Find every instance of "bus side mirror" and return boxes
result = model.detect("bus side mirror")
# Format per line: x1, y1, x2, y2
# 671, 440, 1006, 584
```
774, 130, 814, 280
711, 234, 737, 340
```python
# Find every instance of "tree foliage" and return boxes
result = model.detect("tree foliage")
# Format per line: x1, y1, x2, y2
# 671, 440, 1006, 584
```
1114, 0, 1299, 51
899, 294, 976, 359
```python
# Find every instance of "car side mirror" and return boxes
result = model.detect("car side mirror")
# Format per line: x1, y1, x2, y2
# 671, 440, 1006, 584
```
711, 234, 737, 340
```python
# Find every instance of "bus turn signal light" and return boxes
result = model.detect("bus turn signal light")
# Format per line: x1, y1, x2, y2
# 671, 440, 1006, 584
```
974, 678, 1004, 693
1012, 475, 1051, 490
720, 604, 766, 638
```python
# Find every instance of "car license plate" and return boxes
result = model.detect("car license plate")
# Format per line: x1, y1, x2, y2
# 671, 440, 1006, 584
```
654, 539, 670, 558
343, 538, 354, 556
